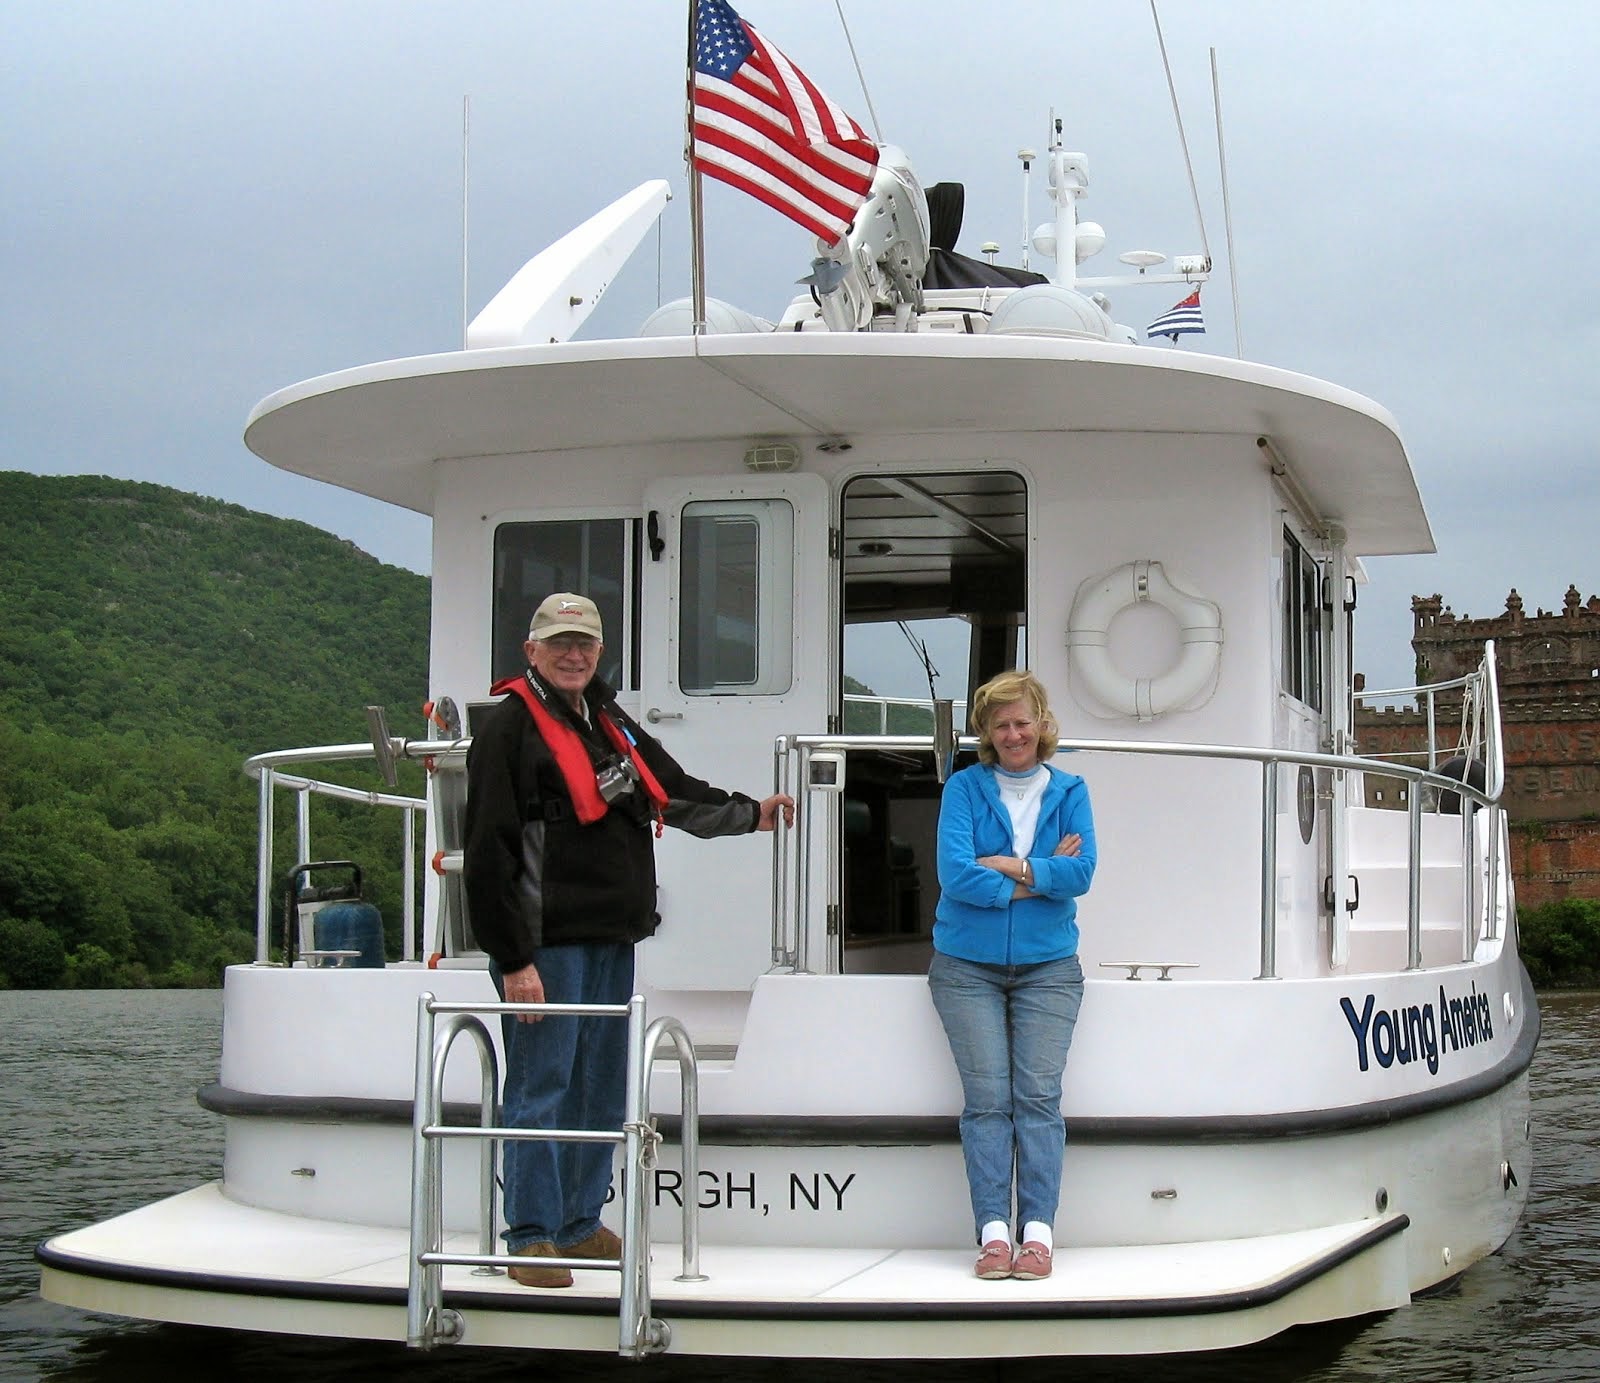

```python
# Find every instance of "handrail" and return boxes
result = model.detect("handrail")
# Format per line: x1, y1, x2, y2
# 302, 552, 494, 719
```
245, 745, 428, 964
1355, 670, 1480, 701
405, 992, 700, 1358
1356, 652, 1496, 779
1482, 640, 1505, 801
781, 730, 1501, 804
406, 999, 499, 1350
247, 656, 1502, 977
775, 700, 1506, 979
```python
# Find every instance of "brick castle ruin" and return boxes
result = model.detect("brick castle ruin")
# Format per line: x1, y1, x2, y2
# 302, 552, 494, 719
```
1355, 584, 1600, 906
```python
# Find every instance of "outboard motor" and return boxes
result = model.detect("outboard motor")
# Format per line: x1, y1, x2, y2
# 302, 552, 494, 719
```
801, 144, 930, 332
285, 861, 385, 968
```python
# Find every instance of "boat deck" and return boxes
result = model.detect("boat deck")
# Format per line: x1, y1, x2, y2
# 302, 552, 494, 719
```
40, 1183, 1413, 1358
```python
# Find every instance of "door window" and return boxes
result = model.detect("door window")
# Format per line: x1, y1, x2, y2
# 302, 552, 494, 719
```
678, 499, 794, 695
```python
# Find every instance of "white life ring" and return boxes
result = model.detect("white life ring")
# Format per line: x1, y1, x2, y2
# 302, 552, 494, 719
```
1067, 560, 1223, 721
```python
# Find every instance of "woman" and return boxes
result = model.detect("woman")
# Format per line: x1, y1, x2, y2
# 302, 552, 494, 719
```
929, 669, 1096, 1281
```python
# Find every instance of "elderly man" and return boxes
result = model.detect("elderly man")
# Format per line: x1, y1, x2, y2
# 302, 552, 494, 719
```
464, 592, 794, 1287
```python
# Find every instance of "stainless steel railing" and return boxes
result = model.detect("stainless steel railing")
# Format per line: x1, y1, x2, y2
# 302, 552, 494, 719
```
1354, 640, 1504, 799
244, 744, 427, 964
772, 647, 1507, 980
245, 648, 1503, 981
404, 991, 704, 1358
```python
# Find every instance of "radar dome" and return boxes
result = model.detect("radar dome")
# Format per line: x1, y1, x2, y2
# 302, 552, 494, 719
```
639, 297, 772, 337
987, 284, 1116, 341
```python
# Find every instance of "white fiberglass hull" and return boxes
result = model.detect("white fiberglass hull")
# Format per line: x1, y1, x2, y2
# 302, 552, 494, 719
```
39, 958, 1535, 1358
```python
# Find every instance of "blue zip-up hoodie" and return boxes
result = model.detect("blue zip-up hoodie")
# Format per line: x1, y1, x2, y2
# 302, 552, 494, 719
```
933, 762, 1097, 965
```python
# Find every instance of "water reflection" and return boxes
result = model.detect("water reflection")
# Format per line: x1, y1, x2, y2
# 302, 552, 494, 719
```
4, 990, 1597, 1383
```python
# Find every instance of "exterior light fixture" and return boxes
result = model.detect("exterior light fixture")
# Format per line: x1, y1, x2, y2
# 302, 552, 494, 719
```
743, 442, 799, 473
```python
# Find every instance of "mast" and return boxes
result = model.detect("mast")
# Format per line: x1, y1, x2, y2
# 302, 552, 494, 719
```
685, 0, 707, 336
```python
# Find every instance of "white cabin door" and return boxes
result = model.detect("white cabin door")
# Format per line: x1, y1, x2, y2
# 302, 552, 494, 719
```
638, 472, 831, 991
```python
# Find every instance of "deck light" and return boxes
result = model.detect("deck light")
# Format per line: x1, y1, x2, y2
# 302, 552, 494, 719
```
743, 442, 799, 473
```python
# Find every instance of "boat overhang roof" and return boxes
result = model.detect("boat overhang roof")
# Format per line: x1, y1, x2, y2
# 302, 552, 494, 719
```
244, 333, 1432, 557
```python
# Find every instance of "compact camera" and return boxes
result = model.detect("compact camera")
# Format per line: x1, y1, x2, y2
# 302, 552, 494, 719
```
594, 755, 643, 803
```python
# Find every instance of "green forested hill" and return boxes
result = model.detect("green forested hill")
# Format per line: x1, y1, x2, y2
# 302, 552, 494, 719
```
0, 472, 431, 988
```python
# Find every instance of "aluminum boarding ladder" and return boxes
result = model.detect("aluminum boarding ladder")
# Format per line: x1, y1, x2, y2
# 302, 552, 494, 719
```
405, 991, 706, 1358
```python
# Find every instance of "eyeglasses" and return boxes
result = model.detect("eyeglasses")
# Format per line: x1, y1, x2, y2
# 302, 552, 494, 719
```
540, 634, 600, 654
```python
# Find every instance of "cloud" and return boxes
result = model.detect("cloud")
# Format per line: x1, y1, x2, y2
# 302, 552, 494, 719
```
3, 0, 1593, 669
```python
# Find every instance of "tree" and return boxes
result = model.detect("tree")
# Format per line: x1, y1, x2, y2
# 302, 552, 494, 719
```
0, 916, 68, 988
0, 474, 431, 986
1520, 899, 1600, 989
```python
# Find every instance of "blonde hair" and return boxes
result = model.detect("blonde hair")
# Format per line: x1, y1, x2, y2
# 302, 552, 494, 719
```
969, 669, 1059, 765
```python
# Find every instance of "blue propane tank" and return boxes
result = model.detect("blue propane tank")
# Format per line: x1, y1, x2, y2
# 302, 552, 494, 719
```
288, 860, 386, 968
314, 898, 386, 968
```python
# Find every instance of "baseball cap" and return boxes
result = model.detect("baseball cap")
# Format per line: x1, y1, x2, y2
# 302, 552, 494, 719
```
529, 592, 603, 641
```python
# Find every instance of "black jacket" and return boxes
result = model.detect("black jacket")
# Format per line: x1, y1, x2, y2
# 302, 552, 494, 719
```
462, 671, 759, 970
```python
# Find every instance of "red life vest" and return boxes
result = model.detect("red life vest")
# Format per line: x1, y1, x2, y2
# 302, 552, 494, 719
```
492, 675, 668, 830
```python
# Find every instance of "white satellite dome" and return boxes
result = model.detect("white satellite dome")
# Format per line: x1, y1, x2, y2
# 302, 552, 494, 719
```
986, 284, 1116, 341
638, 297, 772, 337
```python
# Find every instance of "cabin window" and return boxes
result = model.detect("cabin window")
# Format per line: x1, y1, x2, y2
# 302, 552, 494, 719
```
678, 499, 794, 695
491, 517, 640, 691
1281, 528, 1324, 711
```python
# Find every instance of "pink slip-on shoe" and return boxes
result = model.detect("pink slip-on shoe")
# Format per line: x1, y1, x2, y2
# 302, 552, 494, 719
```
1011, 1241, 1052, 1280
975, 1239, 1014, 1280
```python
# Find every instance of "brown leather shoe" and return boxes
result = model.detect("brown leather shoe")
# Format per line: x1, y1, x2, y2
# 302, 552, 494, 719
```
1011, 1241, 1052, 1281
564, 1226, 622, 1261
508, 1241, 573, 1288
974, 1239, 1014, 1280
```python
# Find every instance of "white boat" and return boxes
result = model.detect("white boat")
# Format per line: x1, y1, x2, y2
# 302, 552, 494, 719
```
40, 99, 1536, 1362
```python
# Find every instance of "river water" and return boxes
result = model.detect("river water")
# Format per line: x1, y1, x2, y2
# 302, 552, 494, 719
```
2, 988, 1597, 1383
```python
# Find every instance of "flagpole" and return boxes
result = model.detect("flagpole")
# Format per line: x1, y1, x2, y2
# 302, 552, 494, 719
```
685, 0, 707, 336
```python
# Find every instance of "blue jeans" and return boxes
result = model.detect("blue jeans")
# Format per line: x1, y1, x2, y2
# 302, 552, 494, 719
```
927, 951, 1084, 1243
492, 942, 634, 1251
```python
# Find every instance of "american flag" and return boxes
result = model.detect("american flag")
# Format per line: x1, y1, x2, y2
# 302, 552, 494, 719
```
1146, 289, 1205, 342
692, 0, 878, 244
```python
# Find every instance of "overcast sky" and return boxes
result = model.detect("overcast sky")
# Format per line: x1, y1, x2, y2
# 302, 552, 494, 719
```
6, 1, 1596, 695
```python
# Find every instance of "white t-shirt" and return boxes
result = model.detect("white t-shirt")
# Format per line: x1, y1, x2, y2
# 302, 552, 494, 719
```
995, 764, 1049, 858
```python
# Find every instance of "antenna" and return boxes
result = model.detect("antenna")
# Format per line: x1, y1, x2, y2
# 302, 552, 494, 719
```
1149, 1, 1211, 267
834, 1, 884, 142
461, 95, 470, 350
1017, 147, 1036, 269
897, 621, 942, 708
1211, 48, 1243, 358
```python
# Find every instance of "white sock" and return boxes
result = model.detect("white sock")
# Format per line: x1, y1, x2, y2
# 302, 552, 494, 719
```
1022, 1221, 1053, 1251
980, 1219, 1010, 1247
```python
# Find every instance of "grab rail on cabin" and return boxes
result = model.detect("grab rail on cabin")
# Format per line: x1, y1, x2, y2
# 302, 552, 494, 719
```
775, 648, 1507, 981
405, 992, 705, 1358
